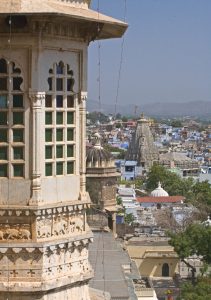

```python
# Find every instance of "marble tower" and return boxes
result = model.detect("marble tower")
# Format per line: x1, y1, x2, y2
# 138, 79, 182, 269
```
0, 1, 127, 299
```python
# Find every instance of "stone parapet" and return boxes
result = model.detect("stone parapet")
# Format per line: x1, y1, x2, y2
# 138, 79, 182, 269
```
0, 202, 93, 294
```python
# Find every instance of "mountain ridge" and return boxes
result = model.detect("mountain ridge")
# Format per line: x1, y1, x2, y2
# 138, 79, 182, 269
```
87, 99, 211, 117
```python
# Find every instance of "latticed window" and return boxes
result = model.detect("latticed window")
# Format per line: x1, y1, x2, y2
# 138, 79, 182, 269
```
0, 58, 25, 178
45, 61, 76, 176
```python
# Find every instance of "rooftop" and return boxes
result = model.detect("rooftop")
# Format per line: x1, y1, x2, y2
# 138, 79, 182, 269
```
0, 0, 127, 39
137, 196, 184, 204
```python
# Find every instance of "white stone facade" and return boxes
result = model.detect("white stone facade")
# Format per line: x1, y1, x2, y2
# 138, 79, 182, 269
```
0, 1, 127, 299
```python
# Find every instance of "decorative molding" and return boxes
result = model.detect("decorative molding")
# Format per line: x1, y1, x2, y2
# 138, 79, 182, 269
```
29, 91, 45, 108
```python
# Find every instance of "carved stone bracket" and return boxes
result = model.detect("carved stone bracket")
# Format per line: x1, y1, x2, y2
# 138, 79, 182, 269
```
79, 91, 87, 105
29, 91, 45, 109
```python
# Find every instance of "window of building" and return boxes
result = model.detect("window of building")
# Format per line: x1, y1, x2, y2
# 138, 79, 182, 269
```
0, 58, 25, 178
45, 61, 76, 176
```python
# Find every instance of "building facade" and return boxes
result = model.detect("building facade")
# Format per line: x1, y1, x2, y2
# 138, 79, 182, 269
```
0, 1, 127, 299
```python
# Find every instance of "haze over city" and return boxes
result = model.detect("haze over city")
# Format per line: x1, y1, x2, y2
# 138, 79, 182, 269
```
88, 0, 211, 113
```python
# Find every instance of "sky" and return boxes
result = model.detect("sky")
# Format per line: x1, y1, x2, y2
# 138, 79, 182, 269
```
88, 0, 211, 110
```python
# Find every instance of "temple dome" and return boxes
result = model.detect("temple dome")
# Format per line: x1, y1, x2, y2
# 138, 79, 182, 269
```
150, 182, 169, 197
86, 133, 113, 168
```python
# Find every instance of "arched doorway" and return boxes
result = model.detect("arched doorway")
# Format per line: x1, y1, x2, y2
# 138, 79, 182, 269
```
162, 263, 169, 277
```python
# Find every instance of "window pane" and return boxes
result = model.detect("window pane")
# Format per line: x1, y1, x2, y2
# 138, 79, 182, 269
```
13, 94, 23, 108
12, 63, 21, 74
13, 147, 24, 160
13, 164, 24, 177
56, 63, 64, 75
0, 164, 7, 177
0, 59, 7, 74
67, 78, 74, 92
56, 162, 63, 175
45, 129, 53, 142
67, 95, 74, 108
45, 146, 53, 159
0, 129, 7, 142
13, 77, 22, 91
45, 95, 52, 107
48, 78, 52, 91
56, 145, 63, 158
0, 112, 7, 125
13, 112, 24, 125
45, 112, 52, 125
56, 95, 63, 107
45, 163, 53, 176
56, 129, 63, 141
56, 112, 63, 124
67, 112, 74, 124
0, 95, 7, 108
67, 129, 74, 141
67, 162, 74, 174
56, 78, 63, 91
0, 78, 7, 91
0, 147, 7, 160
67, 145, 74, 157
13, 129, 24, 142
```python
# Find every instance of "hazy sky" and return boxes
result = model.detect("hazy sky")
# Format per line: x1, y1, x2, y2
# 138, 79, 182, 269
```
88, 0, 211, 110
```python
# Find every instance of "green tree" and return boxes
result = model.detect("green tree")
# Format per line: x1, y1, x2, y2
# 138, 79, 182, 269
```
146, 165, 196, 198
124, 213, 135, 225
116, 195, 122, 206
192, 181, 211, 206
121, 116, 128, 122
177, 277, 211, 300
115, 123, 122, 129
168, 223, 211, 284
170, 120, 182, 128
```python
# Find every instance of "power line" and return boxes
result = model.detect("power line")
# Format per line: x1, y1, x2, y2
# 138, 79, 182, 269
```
114, 0, 127, 118
97, 0, 101, 113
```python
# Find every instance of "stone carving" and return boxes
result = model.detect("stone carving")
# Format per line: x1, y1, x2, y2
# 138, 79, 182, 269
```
0, 225, 31, 241
6, 228, 19, 240
36, 213, 85, 239
19, 229, 31, 240
0, 231, 4, 240
37, 225, 51, 239
53, 217, 68, 236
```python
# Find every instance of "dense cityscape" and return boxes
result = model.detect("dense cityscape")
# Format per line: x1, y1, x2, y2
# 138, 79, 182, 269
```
86, 111, 211, 300
0, 1, 211, 300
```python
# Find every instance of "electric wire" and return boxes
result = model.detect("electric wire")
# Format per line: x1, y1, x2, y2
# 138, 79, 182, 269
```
97, 0, 102, 115
114, 0, 127, 118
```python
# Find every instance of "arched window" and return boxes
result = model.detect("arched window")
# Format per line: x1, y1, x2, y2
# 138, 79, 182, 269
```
162, 263, 170, 277
0, 58, 25, 178
45, 61, 76, 176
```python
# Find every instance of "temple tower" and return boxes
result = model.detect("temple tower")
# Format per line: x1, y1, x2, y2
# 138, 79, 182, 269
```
126, 114, 159, 170
0, 1, 127, 299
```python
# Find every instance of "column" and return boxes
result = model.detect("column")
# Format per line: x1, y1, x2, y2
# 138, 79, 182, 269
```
29, 91, 45, 205
79, 91, 87, 199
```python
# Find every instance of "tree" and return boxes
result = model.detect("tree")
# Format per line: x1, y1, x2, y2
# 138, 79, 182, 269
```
168, 223, 211, 284
170, 120, 182, 128
124, 213, 135, 225
116, 195, 122, 206
192, 181, 211, 207
177, 277, 211, 300
145, 165, 194, 197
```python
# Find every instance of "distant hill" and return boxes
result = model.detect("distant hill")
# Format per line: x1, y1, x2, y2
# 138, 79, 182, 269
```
87, 100, 211, 118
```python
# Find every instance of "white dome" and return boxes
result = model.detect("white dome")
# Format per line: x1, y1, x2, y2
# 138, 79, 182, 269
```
150, 182, 169, 197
